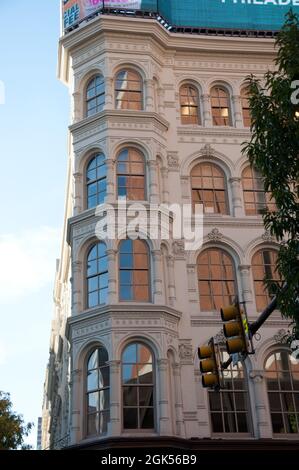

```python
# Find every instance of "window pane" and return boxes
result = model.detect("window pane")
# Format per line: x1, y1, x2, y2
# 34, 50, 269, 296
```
123, 408, 138, 429
211, 413, 223, 432
88, 392, 99, 413
139, 387, 153, 407
87, 370, 98, 392
87, 413, 98, 436
123, 386, 137, 406
123, 365, 138, 385
99, 366, 110, 388
139, 407, 154, 429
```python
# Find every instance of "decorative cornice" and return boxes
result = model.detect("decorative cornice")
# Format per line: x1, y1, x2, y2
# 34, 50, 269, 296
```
207, 228, 223, 241
262, 230, 275, 243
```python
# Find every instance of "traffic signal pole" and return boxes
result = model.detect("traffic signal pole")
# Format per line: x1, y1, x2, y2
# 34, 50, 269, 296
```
249, 284, 287, 336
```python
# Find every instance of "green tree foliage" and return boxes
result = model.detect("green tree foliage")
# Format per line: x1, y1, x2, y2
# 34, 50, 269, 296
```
0, 391, 33, 450
243, 11, 299, 338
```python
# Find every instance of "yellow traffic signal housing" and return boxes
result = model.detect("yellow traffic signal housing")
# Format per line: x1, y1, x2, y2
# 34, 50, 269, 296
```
198, 339, 220, 388
220, 301, 249, 355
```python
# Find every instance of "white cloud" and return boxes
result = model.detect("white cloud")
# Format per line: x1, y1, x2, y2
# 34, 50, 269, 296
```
0, 226, 61, 304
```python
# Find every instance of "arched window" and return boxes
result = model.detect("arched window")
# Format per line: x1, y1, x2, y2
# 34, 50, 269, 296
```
191, 162, 228, 214
241, 166, 276, 215
117, 148, 146, 200
86, 153, 107, 209
179, 84, 200, 125
119, 239, 150, 302
122, 342, 155, 429
86, 347, 110, 436
241, 87, 251, 127
252, 249, 280, 311
197, 248, 237, 311
211, 86, 231, 126
86, 75, 105, 117
115, 69, 143, 110
86, 242, 108, 308
265, 350, 299, 434
209, 350, 250, 433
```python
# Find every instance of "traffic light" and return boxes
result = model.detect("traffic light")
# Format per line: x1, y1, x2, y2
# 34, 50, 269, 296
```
220, 299, 249, 355
198, 338, 220, 389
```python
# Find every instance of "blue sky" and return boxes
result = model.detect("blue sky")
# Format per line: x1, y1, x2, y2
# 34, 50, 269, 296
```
0, 1, 69, 448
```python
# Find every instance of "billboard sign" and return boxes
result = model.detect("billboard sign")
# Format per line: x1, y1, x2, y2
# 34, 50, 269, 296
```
159, 0, 299, 31
63, 1, 145, 30
62, 0, 299, 32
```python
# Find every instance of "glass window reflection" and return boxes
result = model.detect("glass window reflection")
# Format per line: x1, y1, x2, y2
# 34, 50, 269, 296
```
87, 242, 108, 308
122, 343, 155, 430
86, 347, 110, 436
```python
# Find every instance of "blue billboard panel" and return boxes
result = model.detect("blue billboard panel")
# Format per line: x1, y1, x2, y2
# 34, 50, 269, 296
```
159, 0, 299, 31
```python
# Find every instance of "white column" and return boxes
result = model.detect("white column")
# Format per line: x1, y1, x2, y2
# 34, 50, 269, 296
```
157, 87, 165, 117
148, 160, 159, 203
106, 158, 115, 203
202, 94, 212, 127
187, 264, 198, 304
161, 167, 169, 203
108, 360, 121, 436
152, 249, 163, 304
158, 359, 171, 435
229, 176, 244, 217
73, 172, 83, 215
107, 249, 117, 304
172, 362, 185, 437
238, 264, 254, 314
104, 77, 114, 110
232, 94, 243, 128
72, 92, 82, 123
167, 255, 176, 306
69, 369, 82, 444
248, 370, 273, 438
72, 261, 83, 314
145, 79, 155, 112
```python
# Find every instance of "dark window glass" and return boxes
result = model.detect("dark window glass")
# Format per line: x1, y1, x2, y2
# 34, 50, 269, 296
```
208, 351, 250, 434
86, 347, 110, 436
191, 162, 228, 215
252, 249, 280, 311
265, 351, 299, 434
242, 166, 276, 215
197, 248, 237, 311
122, 343, 155, 430
86, 75, 105, 117
86, 153, 107, 209
87, 242, 108, 308
119, 239, 150, 302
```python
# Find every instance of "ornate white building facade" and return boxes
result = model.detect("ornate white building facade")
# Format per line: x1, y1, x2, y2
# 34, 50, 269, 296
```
41, 12, 299, 450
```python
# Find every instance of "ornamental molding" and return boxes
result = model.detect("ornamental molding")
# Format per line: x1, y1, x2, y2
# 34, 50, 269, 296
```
273, 328, 289, 345
179, 340, 193, 363
214, 329, 226, 345
167, 151, 179, 170
207, 228, 223, 241
172, 240, 186, 259
262, 230, 275, 243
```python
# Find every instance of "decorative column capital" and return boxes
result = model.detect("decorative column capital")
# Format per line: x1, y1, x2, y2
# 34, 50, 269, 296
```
109, 360, 121, 373
229, 176, 241, 184
238, 264, 251, 273
72, 261, 82, 273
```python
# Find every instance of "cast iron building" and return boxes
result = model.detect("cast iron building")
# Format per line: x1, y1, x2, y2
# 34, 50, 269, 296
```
42, 1, 299, 450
